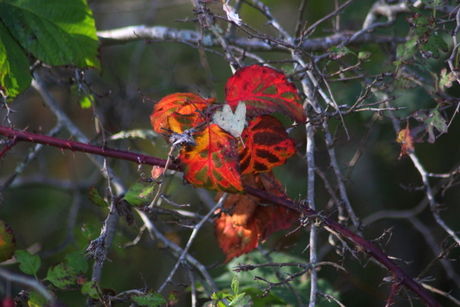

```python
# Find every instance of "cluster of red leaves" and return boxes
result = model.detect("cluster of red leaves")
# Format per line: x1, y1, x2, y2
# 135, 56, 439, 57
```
150, 65, 306, 261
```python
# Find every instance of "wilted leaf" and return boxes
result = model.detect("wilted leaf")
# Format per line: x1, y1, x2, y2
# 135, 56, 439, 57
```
15, 250, 40, 277
328, 46, 353, 60
46, 262, 77, 289
225, 65, 306, 123
150, 92, 214, 135
413, 108, 448, 143
168, 290, 180, 305
396, 122, 414, 159
179, 124, 243, 193
0, 220, 15, 262
239, 115, 296, 174
214, 173, 296, 262
439, 68, 457, 88
212, 102, 246, 139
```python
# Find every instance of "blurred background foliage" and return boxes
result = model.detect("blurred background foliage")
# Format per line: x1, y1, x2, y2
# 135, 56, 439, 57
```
1, 0, 460, 306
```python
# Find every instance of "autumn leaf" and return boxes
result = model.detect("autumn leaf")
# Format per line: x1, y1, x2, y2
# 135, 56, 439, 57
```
0, 220, 16, 262
225, 65, 306, 123
239, 115, 296, 174
150, 92, 214, 135
396, 122, 414, 159
214, 173, 297, 262
179, 124, 243, 193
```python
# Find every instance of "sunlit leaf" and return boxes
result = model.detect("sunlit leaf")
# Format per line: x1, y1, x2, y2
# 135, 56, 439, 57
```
123, 181, 156, 206
225, 65, 306, 123
0, 0, 100, 68
15, 250, 40, 277
179, 124, 243, 193
150, 92, 214, 135
239, 115, 296, 174
46, 262, 77, 289
0, 22, 31, 99
214, 173, 296, 262
0, 220, 16, 262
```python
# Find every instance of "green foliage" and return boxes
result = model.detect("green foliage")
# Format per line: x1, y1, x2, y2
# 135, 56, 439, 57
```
87, 186, 108, 208
81, 281, 101, 300
131, 291, 167, 307
204, 276, 253, 307
28, 291, 47, 307
210, 252, 339, 307
413, 107, 448, 143
65, 251, 88, 274
123, 181, 156, 206
46, 262, 78, 289
0, 0, 99, 98
15, 250, 41, 279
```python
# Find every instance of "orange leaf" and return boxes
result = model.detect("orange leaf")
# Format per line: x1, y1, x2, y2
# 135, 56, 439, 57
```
239, 115, 296, 174
179, 124, 244, 193
396, 122, 414, 159
225, 65, 306, 123
150, 92, 214, 134
214, 173, 297, 262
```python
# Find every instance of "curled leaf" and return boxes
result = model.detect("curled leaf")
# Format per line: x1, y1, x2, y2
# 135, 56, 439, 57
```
396, 122, 414, 159
225, 65, 306, 123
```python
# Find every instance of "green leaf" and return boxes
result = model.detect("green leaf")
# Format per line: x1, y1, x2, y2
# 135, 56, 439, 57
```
397, 36, 418, 61
413, 107, 448, 143
81, 280, 101, 299
15, 250, 41, 278
0, 220, 16, 262
123, 181, 156, 206
231, 276, 239, 295
168, 290, 180, 305
439, 68, 456, 88
46, 262, 77, 289
79, 94, 93, 109
328, 46, 353, 60
214, 252, 339, 307
0, 21, 31, 98
65, 251, 88, 274
357, 51, 371, 60
28, 291, 48, 307
229, 292, 252, 307
88, 186, 108, 208
0, 0, 100, 69
131, 291, 167, 307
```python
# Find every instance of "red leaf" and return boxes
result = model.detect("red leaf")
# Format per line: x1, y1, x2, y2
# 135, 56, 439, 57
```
150, 92, 214, 135
214, 173, 297, 262
225, 65, 306, 123
179, 124, 244, 193
239, 115, 296, 174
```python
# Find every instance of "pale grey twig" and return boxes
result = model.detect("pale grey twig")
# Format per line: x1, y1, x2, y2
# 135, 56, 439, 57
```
0, 268, 54, 303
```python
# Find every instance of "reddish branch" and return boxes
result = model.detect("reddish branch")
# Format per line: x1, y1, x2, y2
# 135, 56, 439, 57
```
0, 125, 441, 307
